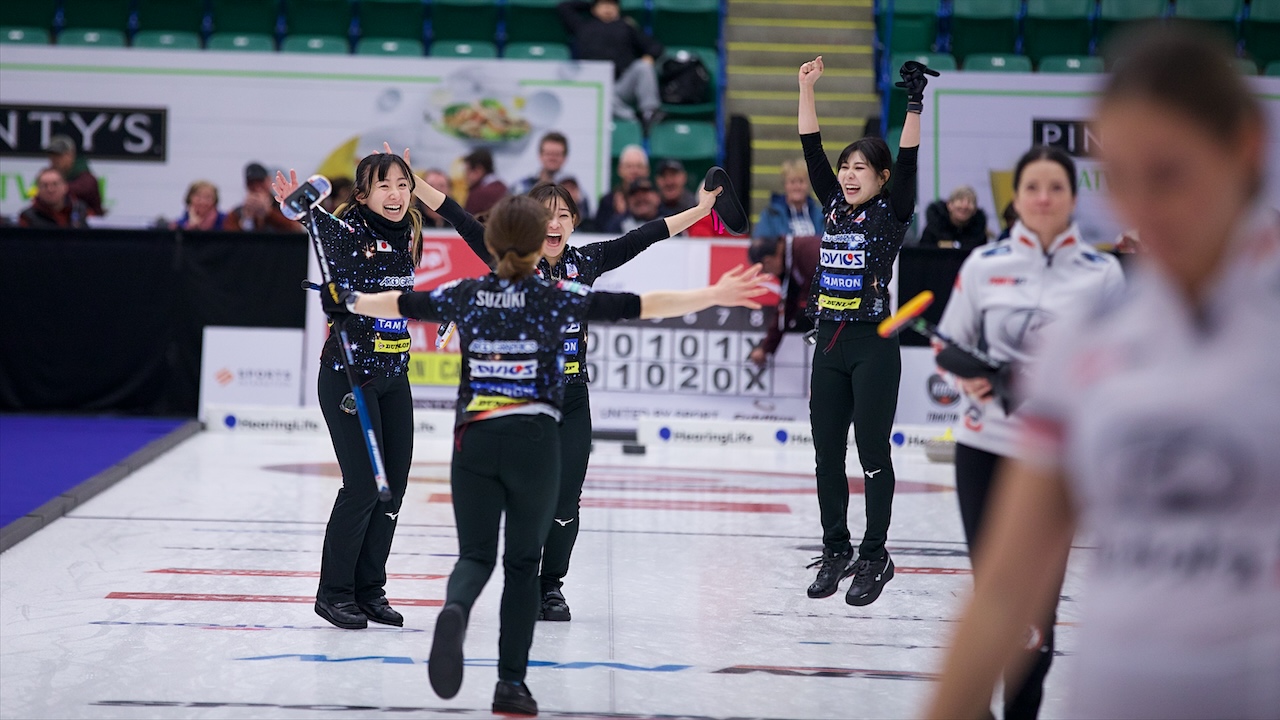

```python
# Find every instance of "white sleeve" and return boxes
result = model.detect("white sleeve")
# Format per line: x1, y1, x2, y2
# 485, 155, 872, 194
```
937, 254, 984, 348
1016, 312, 1085, 467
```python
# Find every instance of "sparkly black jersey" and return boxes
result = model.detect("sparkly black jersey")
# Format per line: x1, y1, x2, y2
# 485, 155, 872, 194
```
801, 132, 918, 323
310, 206, 416, 376
437, 196, 669, 384
397, 274, 641, 427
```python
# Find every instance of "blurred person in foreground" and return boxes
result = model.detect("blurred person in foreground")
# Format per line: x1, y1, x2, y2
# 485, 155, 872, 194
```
924, 24, 1280, 719
226, 162, 298, 232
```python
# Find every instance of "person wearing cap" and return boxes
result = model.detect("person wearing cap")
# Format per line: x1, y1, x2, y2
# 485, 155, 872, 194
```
595, 144, 649, 233
746, 233, 820, 368
604, 177, 661, 234
18, 167, 90, 229
655, 159, 695, 219
45, 134, 103, 216
225, 162, 299, 232
511, 132, 569, 196
462, 148, 508, 216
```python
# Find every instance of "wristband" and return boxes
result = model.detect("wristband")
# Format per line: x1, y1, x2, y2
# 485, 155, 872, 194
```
345, 291, 361, 314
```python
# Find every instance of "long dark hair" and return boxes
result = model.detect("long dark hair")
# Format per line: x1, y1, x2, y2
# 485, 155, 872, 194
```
485, 195, 550, 279
527, 181, 580, 226
837, 136, 893, 198
337, 153, 425, 264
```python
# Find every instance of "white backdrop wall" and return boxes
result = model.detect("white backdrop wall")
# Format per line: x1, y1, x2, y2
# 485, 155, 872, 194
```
0, 46, 613, 223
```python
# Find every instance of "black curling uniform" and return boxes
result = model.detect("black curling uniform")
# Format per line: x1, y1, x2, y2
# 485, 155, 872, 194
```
802, 131, 917, 575
309, 204, 417, 622
396, 274, 642, 684
436, 197, 670, 603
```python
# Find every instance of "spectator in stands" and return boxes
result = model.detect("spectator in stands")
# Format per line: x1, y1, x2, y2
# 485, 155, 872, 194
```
420, 168, 454, 228
320, 176, 355, 215
512, 132, 570, 196
225, 162, 299, 232
746, 233, 819, 368
607, 177, 662, 234
755, 158, 824, 239
558, 0, 664, 128
655, 159, 695, 218
45, 134, 103, 216
462, 148, 508, 216
595, 144, 649, 231
920, 185, 989, 251
559, 176, 595, 232
172, 180, 226, 231
18, 167, 90, 229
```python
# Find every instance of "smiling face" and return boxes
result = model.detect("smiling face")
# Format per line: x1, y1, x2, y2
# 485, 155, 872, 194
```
362, 164, 412, 222
656, 169, 687, 203
188, 184, 218, 217
783, 170, 811, 207
616, 148, 649, 186
1012, 159, 1075, 242
836, 150, 889, 207
541, 194, 576, 262
947, 194, 976, 226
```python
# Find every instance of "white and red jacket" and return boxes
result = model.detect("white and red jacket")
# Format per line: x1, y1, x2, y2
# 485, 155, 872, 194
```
936, 221, 1125, 457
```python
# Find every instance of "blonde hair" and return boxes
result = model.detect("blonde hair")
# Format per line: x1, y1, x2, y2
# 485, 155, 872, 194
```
780, 159, 807, 183
185, 180, 219, 207
948, 186, 977, 204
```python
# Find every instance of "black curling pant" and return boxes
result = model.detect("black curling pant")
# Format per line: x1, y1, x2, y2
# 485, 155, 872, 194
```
809, 320, 900, 560
446, 414, 561, 682
540, 383, 592, 592
955, 442, 1058, 720
316, 367, 413, 605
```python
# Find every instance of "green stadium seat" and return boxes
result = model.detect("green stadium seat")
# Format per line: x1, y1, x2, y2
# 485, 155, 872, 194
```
503, 41, 571, 60
133, 30, 203, 49
135, 0, 208, 34
964, 53, 1033, 72
889, 52, 957, 122
649, 120, 717, 185
431, 0, 498, 43
621, 0, 647, 29
1038, 54, 1104, 73
876, 0, 938, 55
505, 0, 569, 44
207, 31, 276, 50
652, 0, 719, 50
611, 118, 643, 158
1097, 0, 1166, 52
1023, 0, 1093, 63
57, 29, 128, 47
1235, 57, 1259, 75
60, 0, 133, 34
285, 0, 353, 38
356, 36, 423, 55
1173, 0, 1243, 41
281, 33, 349, 53
1243, 0, 1280, 67
358, 0, 424, 42
949, 0, 1020, 60
0, 0, 57, 33
211, 0, 282, 36
0, 27, 51, 44
1266, 61, 1280, 77
659, 46, 719, 119
429, 39, 498, 57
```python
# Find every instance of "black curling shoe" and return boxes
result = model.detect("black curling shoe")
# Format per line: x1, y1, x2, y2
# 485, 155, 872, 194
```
314, 599, 367, 629
845, 553, 895, 607
492, 680, 538, 716
357, 596, 404, 627
428, 603, 467, 699
539, 588, 571, 622
805, 548, 856, 598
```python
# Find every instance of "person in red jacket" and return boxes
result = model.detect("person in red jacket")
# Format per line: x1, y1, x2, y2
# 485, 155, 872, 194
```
45, 134, 103, 216
747, 234, 820, 367
18, 167, 89, 229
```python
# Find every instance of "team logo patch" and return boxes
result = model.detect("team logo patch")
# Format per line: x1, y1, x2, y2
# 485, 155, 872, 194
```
466, 395, 528, 412
469, 381, 538, 398
988, 276, 1027, 286
565, 323, 581, 334
373, 338, 411, 353
469, 359, 538, 379
817, 295, 861, 311
373, 318, 408, 333
565, 262, 579, 279
375, 239, 394, 253
468, 339, 539, 354
819, 274, 863, 292
563, 338, 579, 354
820, 249, 865, 269
563, 361, 581, 375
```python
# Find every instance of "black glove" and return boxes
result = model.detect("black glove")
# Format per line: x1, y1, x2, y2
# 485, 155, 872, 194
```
936, 344, 1022, 415
320, 281, 354, 317
895, 60, 940, 114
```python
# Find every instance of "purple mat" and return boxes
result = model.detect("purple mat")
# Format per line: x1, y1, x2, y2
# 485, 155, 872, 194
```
0, 416, 186, 528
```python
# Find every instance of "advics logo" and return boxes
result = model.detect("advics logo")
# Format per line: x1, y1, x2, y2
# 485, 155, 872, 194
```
927, 373, 960, 407
820, 249, 866, 270
468, 359, 538, 379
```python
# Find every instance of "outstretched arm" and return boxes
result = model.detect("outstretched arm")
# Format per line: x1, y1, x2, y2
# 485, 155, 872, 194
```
639, 263, 766, 319
664, 185, 720, 236
798, 56, 839, 204
798, 55, 822, 135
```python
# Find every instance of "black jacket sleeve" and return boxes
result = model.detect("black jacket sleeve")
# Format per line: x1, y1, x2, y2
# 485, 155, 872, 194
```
919, 200, 949, 247
557, 1, 590, 34
436, 196, 492, 268
890, 145, 919, 224
587, 218, 671, 275
397, 290, 445, 323
800, 132, 839, 209
629, 20, 663, 59
586, 291, 642, 322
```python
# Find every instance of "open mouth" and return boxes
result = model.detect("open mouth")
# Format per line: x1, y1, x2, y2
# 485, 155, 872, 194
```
383, 204, 404, 216
544, 233, 563, 247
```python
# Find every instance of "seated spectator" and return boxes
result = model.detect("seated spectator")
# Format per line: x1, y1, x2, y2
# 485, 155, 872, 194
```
319, 176, 354, 214
605, 177, 661, 234
746, 233, 819, 367
462, 148, 508, 215
595, 144, 649, 231
45, 134, 103, 216
558, 176, 596, 232
225, 162, 299, 232
919, 185, 989, 251
172, 180, 226, 231
18, 167, 90, 228
420, 168, 454, 228
558, 0, 664, 128
755, 159, 823, 239
655, 159, 695, 218
511, 132, 569, 196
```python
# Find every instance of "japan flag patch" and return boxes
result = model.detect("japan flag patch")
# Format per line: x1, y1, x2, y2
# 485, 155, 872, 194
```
376, 239, 393, 253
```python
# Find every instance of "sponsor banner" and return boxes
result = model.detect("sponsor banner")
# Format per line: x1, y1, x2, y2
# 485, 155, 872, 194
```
636, 418, 948, 453
820, 248, 866, 269
817, 295, 861, 311
204, 404, 454, 439
894, 346, 962, 426
921, 74, 1280, 245
198, 327, 304, 421
0, 102, 167, 161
